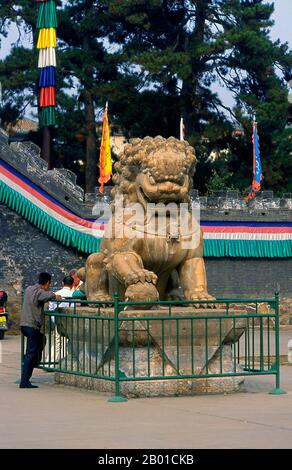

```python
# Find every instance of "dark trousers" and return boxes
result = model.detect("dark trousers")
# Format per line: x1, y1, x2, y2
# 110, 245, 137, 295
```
21, 326, 45, 386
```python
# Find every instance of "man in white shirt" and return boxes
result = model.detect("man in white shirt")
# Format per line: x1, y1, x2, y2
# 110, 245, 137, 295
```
49, 275, 74, 311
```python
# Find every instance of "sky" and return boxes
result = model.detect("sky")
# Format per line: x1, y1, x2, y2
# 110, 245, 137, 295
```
213, 0, 292, 109
270, 0, 292, 46
0, 0, 291, 117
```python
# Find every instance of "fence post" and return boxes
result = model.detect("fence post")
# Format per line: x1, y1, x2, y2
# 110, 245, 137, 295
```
15, 334, 25, 385
269, 291, 286, 395
109, 292, 128, 403
15, 290, 25, 385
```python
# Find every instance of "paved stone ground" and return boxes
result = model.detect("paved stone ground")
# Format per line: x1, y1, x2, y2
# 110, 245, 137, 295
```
0, 333, 292, 449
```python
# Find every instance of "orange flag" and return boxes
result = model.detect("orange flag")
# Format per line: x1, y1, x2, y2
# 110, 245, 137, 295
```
98, 103, 112, 193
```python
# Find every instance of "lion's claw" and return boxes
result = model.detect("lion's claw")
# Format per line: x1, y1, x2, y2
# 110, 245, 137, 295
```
125, 270, 157, 286
187, 292, 217, 309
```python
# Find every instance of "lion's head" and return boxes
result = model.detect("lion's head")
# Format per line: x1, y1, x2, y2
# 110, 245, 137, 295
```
111, 136, 196, 208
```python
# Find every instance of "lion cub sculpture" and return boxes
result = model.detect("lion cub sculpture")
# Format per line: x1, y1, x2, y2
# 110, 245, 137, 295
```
77, 136, 215, 307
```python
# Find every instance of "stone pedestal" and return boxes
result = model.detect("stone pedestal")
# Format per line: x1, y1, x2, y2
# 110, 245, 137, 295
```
55, 307, 246, 398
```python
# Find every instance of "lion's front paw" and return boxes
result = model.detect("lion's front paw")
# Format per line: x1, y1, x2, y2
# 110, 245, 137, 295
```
185, 291, 216, 308
125, 269, 157, 286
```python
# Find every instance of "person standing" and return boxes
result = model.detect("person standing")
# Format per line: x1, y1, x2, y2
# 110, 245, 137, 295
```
47, 275, 74, 364
49, 275, 74, 311
69, 268, 82, 291
19, 272, 61, 389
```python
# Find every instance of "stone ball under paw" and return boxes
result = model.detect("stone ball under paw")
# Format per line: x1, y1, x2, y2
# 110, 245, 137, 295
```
125, 282, 159, 306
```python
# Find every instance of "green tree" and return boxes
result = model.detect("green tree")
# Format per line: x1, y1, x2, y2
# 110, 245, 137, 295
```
0, 0, 38, 129
104, 0, 292, 193
0, 0, 121, 192
216, 0, 292, 194
56, 1, 120, 192
0, 0, 291, 194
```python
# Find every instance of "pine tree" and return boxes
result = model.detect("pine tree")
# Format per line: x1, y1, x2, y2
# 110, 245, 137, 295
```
0, 0, 291, 193
56, 1, 119, 192
104, 0, 292, 193
0, 0, 120, 192
216, 0, 292, 193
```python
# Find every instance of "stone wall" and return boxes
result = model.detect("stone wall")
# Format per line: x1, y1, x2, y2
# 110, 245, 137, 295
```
0, 128, 94, 218
205, 258, 292, 297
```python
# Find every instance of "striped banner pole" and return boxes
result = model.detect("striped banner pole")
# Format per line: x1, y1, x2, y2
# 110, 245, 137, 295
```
36, 0, 58, 168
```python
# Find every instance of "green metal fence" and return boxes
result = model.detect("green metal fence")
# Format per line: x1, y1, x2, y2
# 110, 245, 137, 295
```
21, 292, 286, 401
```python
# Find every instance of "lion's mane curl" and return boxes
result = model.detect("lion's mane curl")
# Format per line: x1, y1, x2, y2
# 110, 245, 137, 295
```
111, 136, 196, 202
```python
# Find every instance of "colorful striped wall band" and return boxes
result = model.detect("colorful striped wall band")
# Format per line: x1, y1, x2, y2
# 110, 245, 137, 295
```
0, 159, 291, 257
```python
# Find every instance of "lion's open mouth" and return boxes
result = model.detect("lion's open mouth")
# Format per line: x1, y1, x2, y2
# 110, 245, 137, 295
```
138, 186, 183, 206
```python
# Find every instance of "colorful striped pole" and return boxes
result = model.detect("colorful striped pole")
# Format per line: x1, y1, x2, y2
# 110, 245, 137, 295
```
36, 0, 57, 168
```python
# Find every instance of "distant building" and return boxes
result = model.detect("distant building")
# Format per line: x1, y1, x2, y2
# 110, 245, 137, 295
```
7, 118, 38, 135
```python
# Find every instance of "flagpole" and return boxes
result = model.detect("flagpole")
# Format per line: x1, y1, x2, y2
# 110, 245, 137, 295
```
42, 126, 52, 169
36, 0, 57, 170
180, 116, 184, 141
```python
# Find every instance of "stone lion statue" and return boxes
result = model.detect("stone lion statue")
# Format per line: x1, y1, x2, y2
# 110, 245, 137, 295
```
78, 136, 215, 305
